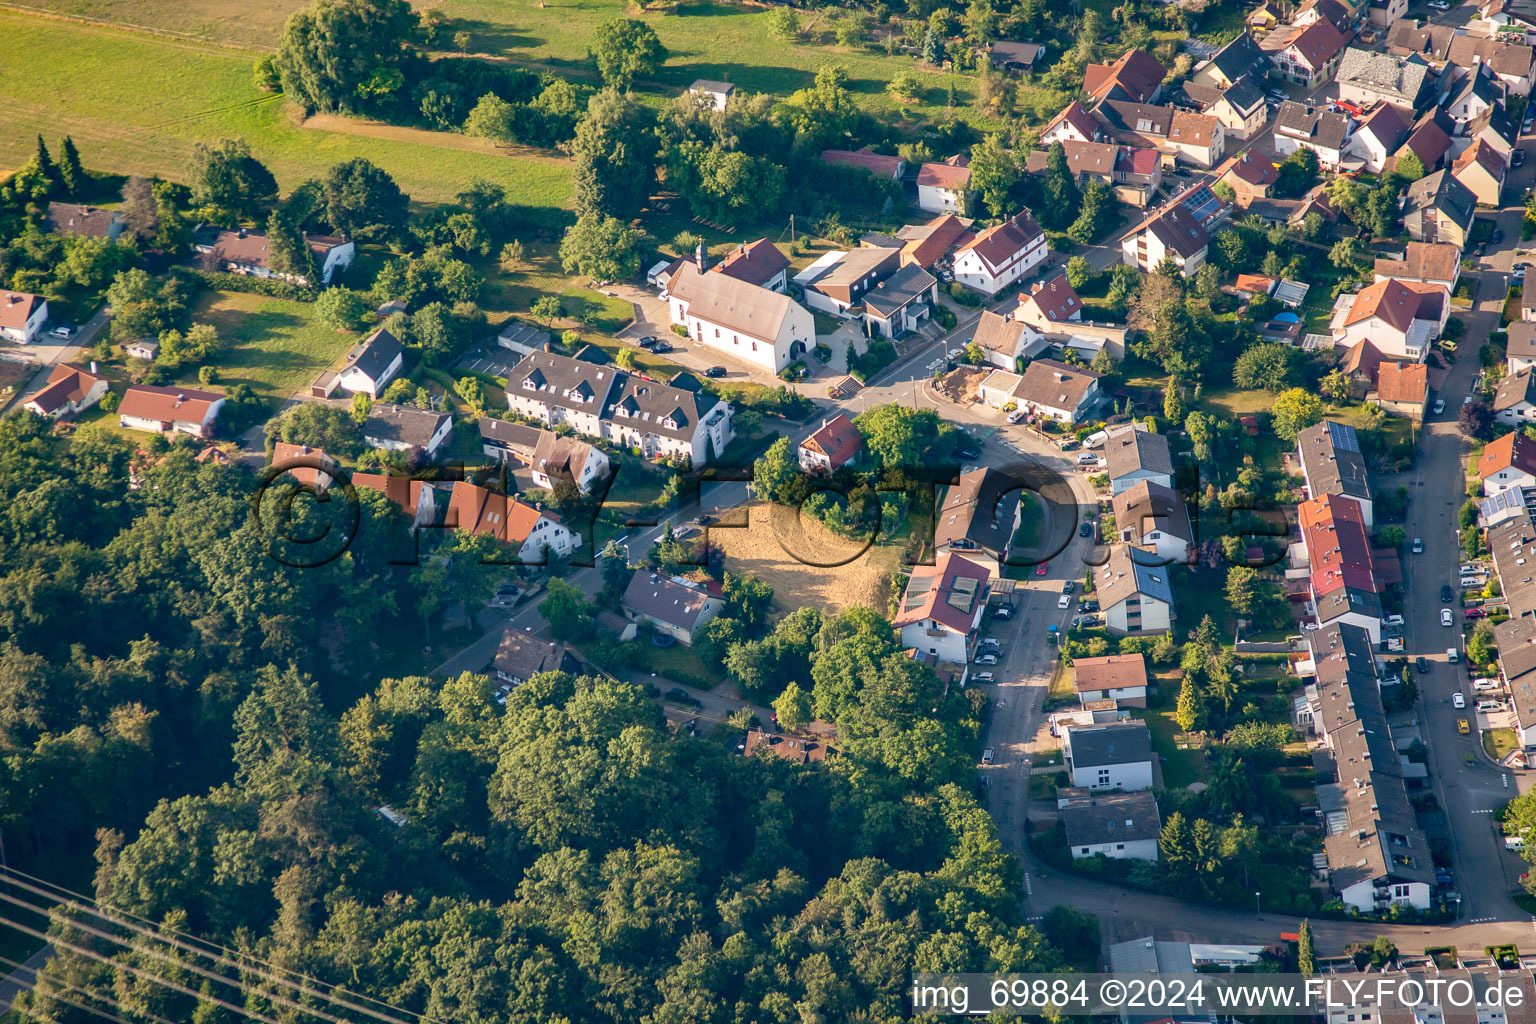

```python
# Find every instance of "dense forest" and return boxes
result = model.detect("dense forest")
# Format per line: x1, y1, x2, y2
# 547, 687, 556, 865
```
0, 414, 1063, 1024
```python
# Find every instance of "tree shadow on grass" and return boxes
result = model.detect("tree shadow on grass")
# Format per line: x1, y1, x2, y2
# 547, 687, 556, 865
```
656, 61, 817, 94
440, 17, 545, 54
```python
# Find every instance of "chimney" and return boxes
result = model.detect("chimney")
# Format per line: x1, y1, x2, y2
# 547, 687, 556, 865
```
696, 241, 707, 271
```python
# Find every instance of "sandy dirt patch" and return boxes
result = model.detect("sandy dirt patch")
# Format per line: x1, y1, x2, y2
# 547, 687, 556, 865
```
707, 501, 896, 616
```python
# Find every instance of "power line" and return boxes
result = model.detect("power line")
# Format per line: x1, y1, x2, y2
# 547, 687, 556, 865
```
0, 950, 183, 1024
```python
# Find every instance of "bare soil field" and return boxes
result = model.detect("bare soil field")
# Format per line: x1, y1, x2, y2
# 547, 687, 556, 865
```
708, 501, 896, 616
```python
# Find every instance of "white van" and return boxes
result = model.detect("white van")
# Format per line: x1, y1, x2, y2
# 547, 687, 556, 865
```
1508, 836, 1526, 852
1447, 648, 1460, 663
1083, 430, 1108, 449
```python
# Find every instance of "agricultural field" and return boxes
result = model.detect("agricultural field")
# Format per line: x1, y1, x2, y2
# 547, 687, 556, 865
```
188, 289, 359, 408
0, 14, 573, 206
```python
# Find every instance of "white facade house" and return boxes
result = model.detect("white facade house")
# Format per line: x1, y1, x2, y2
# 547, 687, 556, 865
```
1062, 722, 1155, 791
190, 226, 354, 286
1121, 201, 1210, 276
951, 210, 1048, 297
24, 363, 108, 419
529, 431, 611, 495
687, 79, 735, 110
328, 327, 405, 399
0, 292, 48, 344
1071, 653, 1149, 707
1062, 791, 1161, 862
362, 406, 453, 458
916, 157, 972, 213
1112, 480, 1193, 565
667, 261, 814, 373
1008, 358, 1104, 424
892, 553, 991, 665
1099, 545, 1175, 635
1103, 422, 1173, 495
1331, 278, 1449, 362
446, 481, 582, 560
118, 384, 225, 437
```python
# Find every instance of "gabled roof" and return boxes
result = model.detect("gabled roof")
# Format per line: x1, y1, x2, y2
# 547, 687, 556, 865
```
623, 571, 720, 632
916, 155, 971, 190
892, 552, 992, 634
44, 202, 124, 240
1495, 368, 1536, 412
1276, 101, 1351, 151
363, 405, 450, 448
1453, 137, 1508, 180
340, 327, 404, 383
448, 481, 553, 544
935, 467, 1020, 556
1375, 361, 1428, 404
25, 363, 104, 415
1112, 480, 1193, 546
689, 79, 735, 95
863, 262, 938, 316
1335, 48, 1433, 106
1073, 653, 1149, 695
1447, 34, 1536, 77
1130, 200, 1210, 259
668, 261, 801, 342
801, 413, 861, 469
1403, 111, 1454, 168
1221, 75, 1267, 117
820, 148, 904, 177
1207, 31, 1268, 82
899, 213, 974, 269
1084, 48, 1169, 102
711, 238, 789, 288
1103, 422, 1173, 480
1065, 720, 1154, 768
270, 441, 336, 487
1044, 100, 1103, 141
1019, 271, 1082, 322
118, 384, 222, 425
1298, 0, 1352, 32
0, 291, 44, 331
1355, 102, 1410, 154
1386, 17, 1454, 57
1014, 357, 1103, 413
478, 417, 544, 455
1508, 321, 1536, 361
1343, 278, 1446, 333
955, 209, 1043, 271
1283, 17, 1347, 70
972, 310, 1033, 356
531, 430, 601, 486
1373, 241, 1460, 283
1448, 61, 1504, 113
990, 40, 1045, 67
1098, 544, 1175, 609
1402, 169, 1476, 230
1300, 492, 1380, 595
1063, 790, 1160, 848
1218, 148, 1279, 187
1297, 420, 1372, 503
495, 630, 580, 681
1477, 430, 1536, 480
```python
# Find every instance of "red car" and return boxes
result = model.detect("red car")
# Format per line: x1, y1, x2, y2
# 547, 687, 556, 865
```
1035, 563, 1048, 577
1466, 608, 1487, 620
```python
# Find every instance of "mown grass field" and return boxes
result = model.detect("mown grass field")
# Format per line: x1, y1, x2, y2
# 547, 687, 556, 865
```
0, 13, 573, 206
189, 289, 358, 408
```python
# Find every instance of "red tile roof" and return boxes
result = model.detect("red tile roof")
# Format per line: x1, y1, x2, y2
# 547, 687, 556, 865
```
956, 209, 1043, 270
448, 481, 553, 544
25, 363, 103, 415
353, 472, 427, 515
1072, 653, 1148, 694
892, 552, 991, 634
0, 291, 43, 331
118, 384, 222, 426
916, 155, 971, 190
1344, 278, 1445, 333
1299, 493, 1381, 596
1478, 431, 1536, 480
820, 148, 904, 177
1044, 100, 1102, 141
901, 214, 974, 269
802, 413, 861, 469
271, 442, 332, 487
711, 239, 789, 288
1084, 49, 1168, 102
1375, 361, 1428, 404
1284, 18, 1347, 70
1019, 272, 1082, 322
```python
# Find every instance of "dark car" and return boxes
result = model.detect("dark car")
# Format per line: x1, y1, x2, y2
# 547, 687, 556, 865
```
1441, 584, 1455, 602
1515, 149, 1527, 167
653, 340, 673, 353
666, 687, 702, 708
1493, 227, 1505, 244
1416, 656, 1431, 674
1079, 522, 1094, 538
704, 366, 727, 377
1080, 600, 1100, 613
954, 446, 981, 460
636, 336, 658, 348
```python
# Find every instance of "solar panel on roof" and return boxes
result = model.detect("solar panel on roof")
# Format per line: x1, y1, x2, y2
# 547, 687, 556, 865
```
1179, 184, 1222, 223
1325, 420, 1361, 454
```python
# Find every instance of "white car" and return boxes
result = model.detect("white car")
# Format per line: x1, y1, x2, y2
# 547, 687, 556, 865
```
972, 671, 995, 684
1006, 409, 1026, 423
1460, 576, 1483, 588
1461, 563, 1482, 575
1477, 700, 1504, 713
1057, 594, 1072, 609
1433, 398, 1445, 414
49, 326, 73, 339
1412, 538, 1424, 554
1442, 608, 1454, 626
1453, 692, 1466, 708
975, 653, 998, 666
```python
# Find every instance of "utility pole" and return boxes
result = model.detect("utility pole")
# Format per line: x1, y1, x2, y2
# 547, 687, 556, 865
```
790, 214, 795, 244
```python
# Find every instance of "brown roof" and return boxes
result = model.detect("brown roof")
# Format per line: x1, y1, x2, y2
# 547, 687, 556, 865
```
916, 155, 971, 190
1341, 338, 1388, 381
1219, 149, 1279, 187
352, 471, 428, 515
900, 213, 974, 269
1019, 272, 1082, 322
711, 239, 789, 288
1072, 653, 1148, 695
955, 209, 1043, 271
1284, 18, 1347, 69
118, 384, 223, 425
892, 552, 991, 634
1478, 430, 1536, 480
1446, 34, 1535, 77
820, 148, 904, 177
1403, 113, 1453, 168
448, 481, 552, 544
1112, 479, 1193, 547
1169, 109, 1219, 147
1356, 102, 1409, 152
271, 441, 336, 487
1343, 278, 1445, 332
494, 630, 580, 682
742, 728, 832, 763
530, 431, 600, 486
0, 291, 43, 331
1453, 137, 1508, 179
1372, 241, 1459, 283
1495, 368, 1536, 413
802, 413, 861, 469
1132, 200, 1210, 259
971, 310, 1032, 356
1014, 357, 1103, 413
1085, 48, 1169, 102
1375, 361, 1427, 404
44, 202, 123, 239
1509, 321, 1536, 361
1044, 100, 1102, 141
25, 363, 104, 415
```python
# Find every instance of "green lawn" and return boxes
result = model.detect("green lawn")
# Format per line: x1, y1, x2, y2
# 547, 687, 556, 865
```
1136, 704, 1208, 788
0, 13, 572, 207
1485, 728, 1518, 761
189, 290, 357, 408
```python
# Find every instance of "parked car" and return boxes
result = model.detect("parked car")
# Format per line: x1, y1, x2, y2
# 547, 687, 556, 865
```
1080, 522, 1094, 538
1453, 692, 1466, 708
981, 747, 995, 765
1516, 149, 1528, 168
49, 325, 73, 339
1442, 608, 1455, 626
975, 653, 998, 666
1460, 576, 1483, 588
1459, 718, 1471, 734
1441, 585, 1455, 602
1433, 398, 1445, 415
1477, 700, 1504, 713
666, 687, 703, 708
653, 340, 673, 353
1494, 227, 1506, 244
1061, 580, 1075, 594
704, 366, 727, 378
1076, 452, 1100, 465
1057, 594, 1071, 609
1448, 647, 1460, 664
1428, 1, 1447, 10
1461, 563, 1483, 574
973, 671, 995, 684
1416, 656, 1431, 674
1386, 614, 1405, 626
490, 583, 522, 608
636, 336, 658, 348
979, 637, 1001, 649
1412, 537, 1424, 553
1467, 607, 1488, 619
1474, 678, 1503, 691
991, 604, 1013, 619
1006, 409, 1026, 423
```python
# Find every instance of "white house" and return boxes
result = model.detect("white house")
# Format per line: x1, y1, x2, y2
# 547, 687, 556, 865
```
1098, 545, 1175, 635
321, 327, 404, 399
667, 261, 814, 373
892, 553, 991, 665
529, 430, 610, 495
1269, 18, 1348, 88
0, 291, 48, 344
1273, 101, 1354, 169
1475, 430, 1536, 496
951, 209, 1048, 297
1111, 480, 1193, 565
1371, 241, 1461, 292
1103, 422, 1173, 494
862, 263, 939, 338
916, 157, 972, 213
1331, 278, 1449, 361
1062, 721, 1155, 791
362, 405, 453, 458
190, 226, 354, 286
1494, 368, 1536, 426
793, 247, 900, 316
1121, 201, 1210, 276
1072, 652, 1149, 707
1041, 100, 1104, 145
1062, 791, 1161, 861
687, 79, 735, 110
24, 363, 108, 420
623, 571, 725, 645
970, 310, 1045, 371
448, 480, 581, 560
1346, 102, 1411, 174
798, 413, 862, 474
1007, 357, 1104, 424
118, 384, 225, 437
1508, 322, 1536, 374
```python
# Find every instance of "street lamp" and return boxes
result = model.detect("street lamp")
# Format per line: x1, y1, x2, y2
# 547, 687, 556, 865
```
1254, 891, 1261, 916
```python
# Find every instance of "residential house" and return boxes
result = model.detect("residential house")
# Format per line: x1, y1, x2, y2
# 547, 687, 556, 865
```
448, 481, 580, 559
1296, 420, 1374, 527
933, 466, 1022, 576
820, 148, 906, 180
1347, 102, 1411, 173
1004, 357, 1103, 423
970, 310, 1043, 371
687, 79, 734, 110
1451, 138, 1508, 205
741, 728, 835, 763
190, 225, 354, 286
861, 263, 939, 338
313, 326, 405, 399
1183, 76, 1269, 141
793, 247, 900, 316
1099, 101, 1226, 168
1063, 791, 1161, 861
951, 209, 1048, 297
1401, 169, 1477, 245
352, 471, 437, 526
123, 338, 159, 361
505, 349, 734, 465
1274, 101, 1354, 168
1371, 360, 1429, 419
622, 571, 725, 645
1121, 200, 1211, 276
1215, 149, 1280, 204
988, 40, 1046, 73
118, 384, 224, 437
1294, 0, 1355, 32
916, 156, 972, 213
1073, 652, 1150, 707
1298, 493, 1385, 642
494, 630, 581, 685
1026, 140, 1163, 205
1474, 0, 1536, 41
1013, 272, 1083, 331
362, 405, 453, 458
1192, 31, 1269, 89
710, 239, 790, 292
895, 213, 974, 270
478, 418, 544, 465
1495, 368, 1536, 426
1112, 480, 1193, 564
1269, 18, 1349, 88
1332, 277, 1449, 360
1084, 48, 1168, 104
1459, 104, 1522, 159
530, 430, 610, 494
798, 413, 862, 474
270, 442, 337, 489
1385, 18, 1455, 58
23, 363, 107, 420
1477, 430, 1536, 494
1370, 0, 1409, 27
1446, 34, 1536, 95
1061, 721, 1155, 790
44, 202, 125, 241
1098, 545, 1176, 635
1445, 61, 1504, 124
1104, 422, 1173, 494
892, 552, 992, 665
1509, 322, 1536, 373
1401, 109, 1455, 170
0, 291, 47, 344
1334, 48, 1434, 110
668, 261, 814, 373
1372, 240, 1460, 290
1041, 100, 1105, 145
